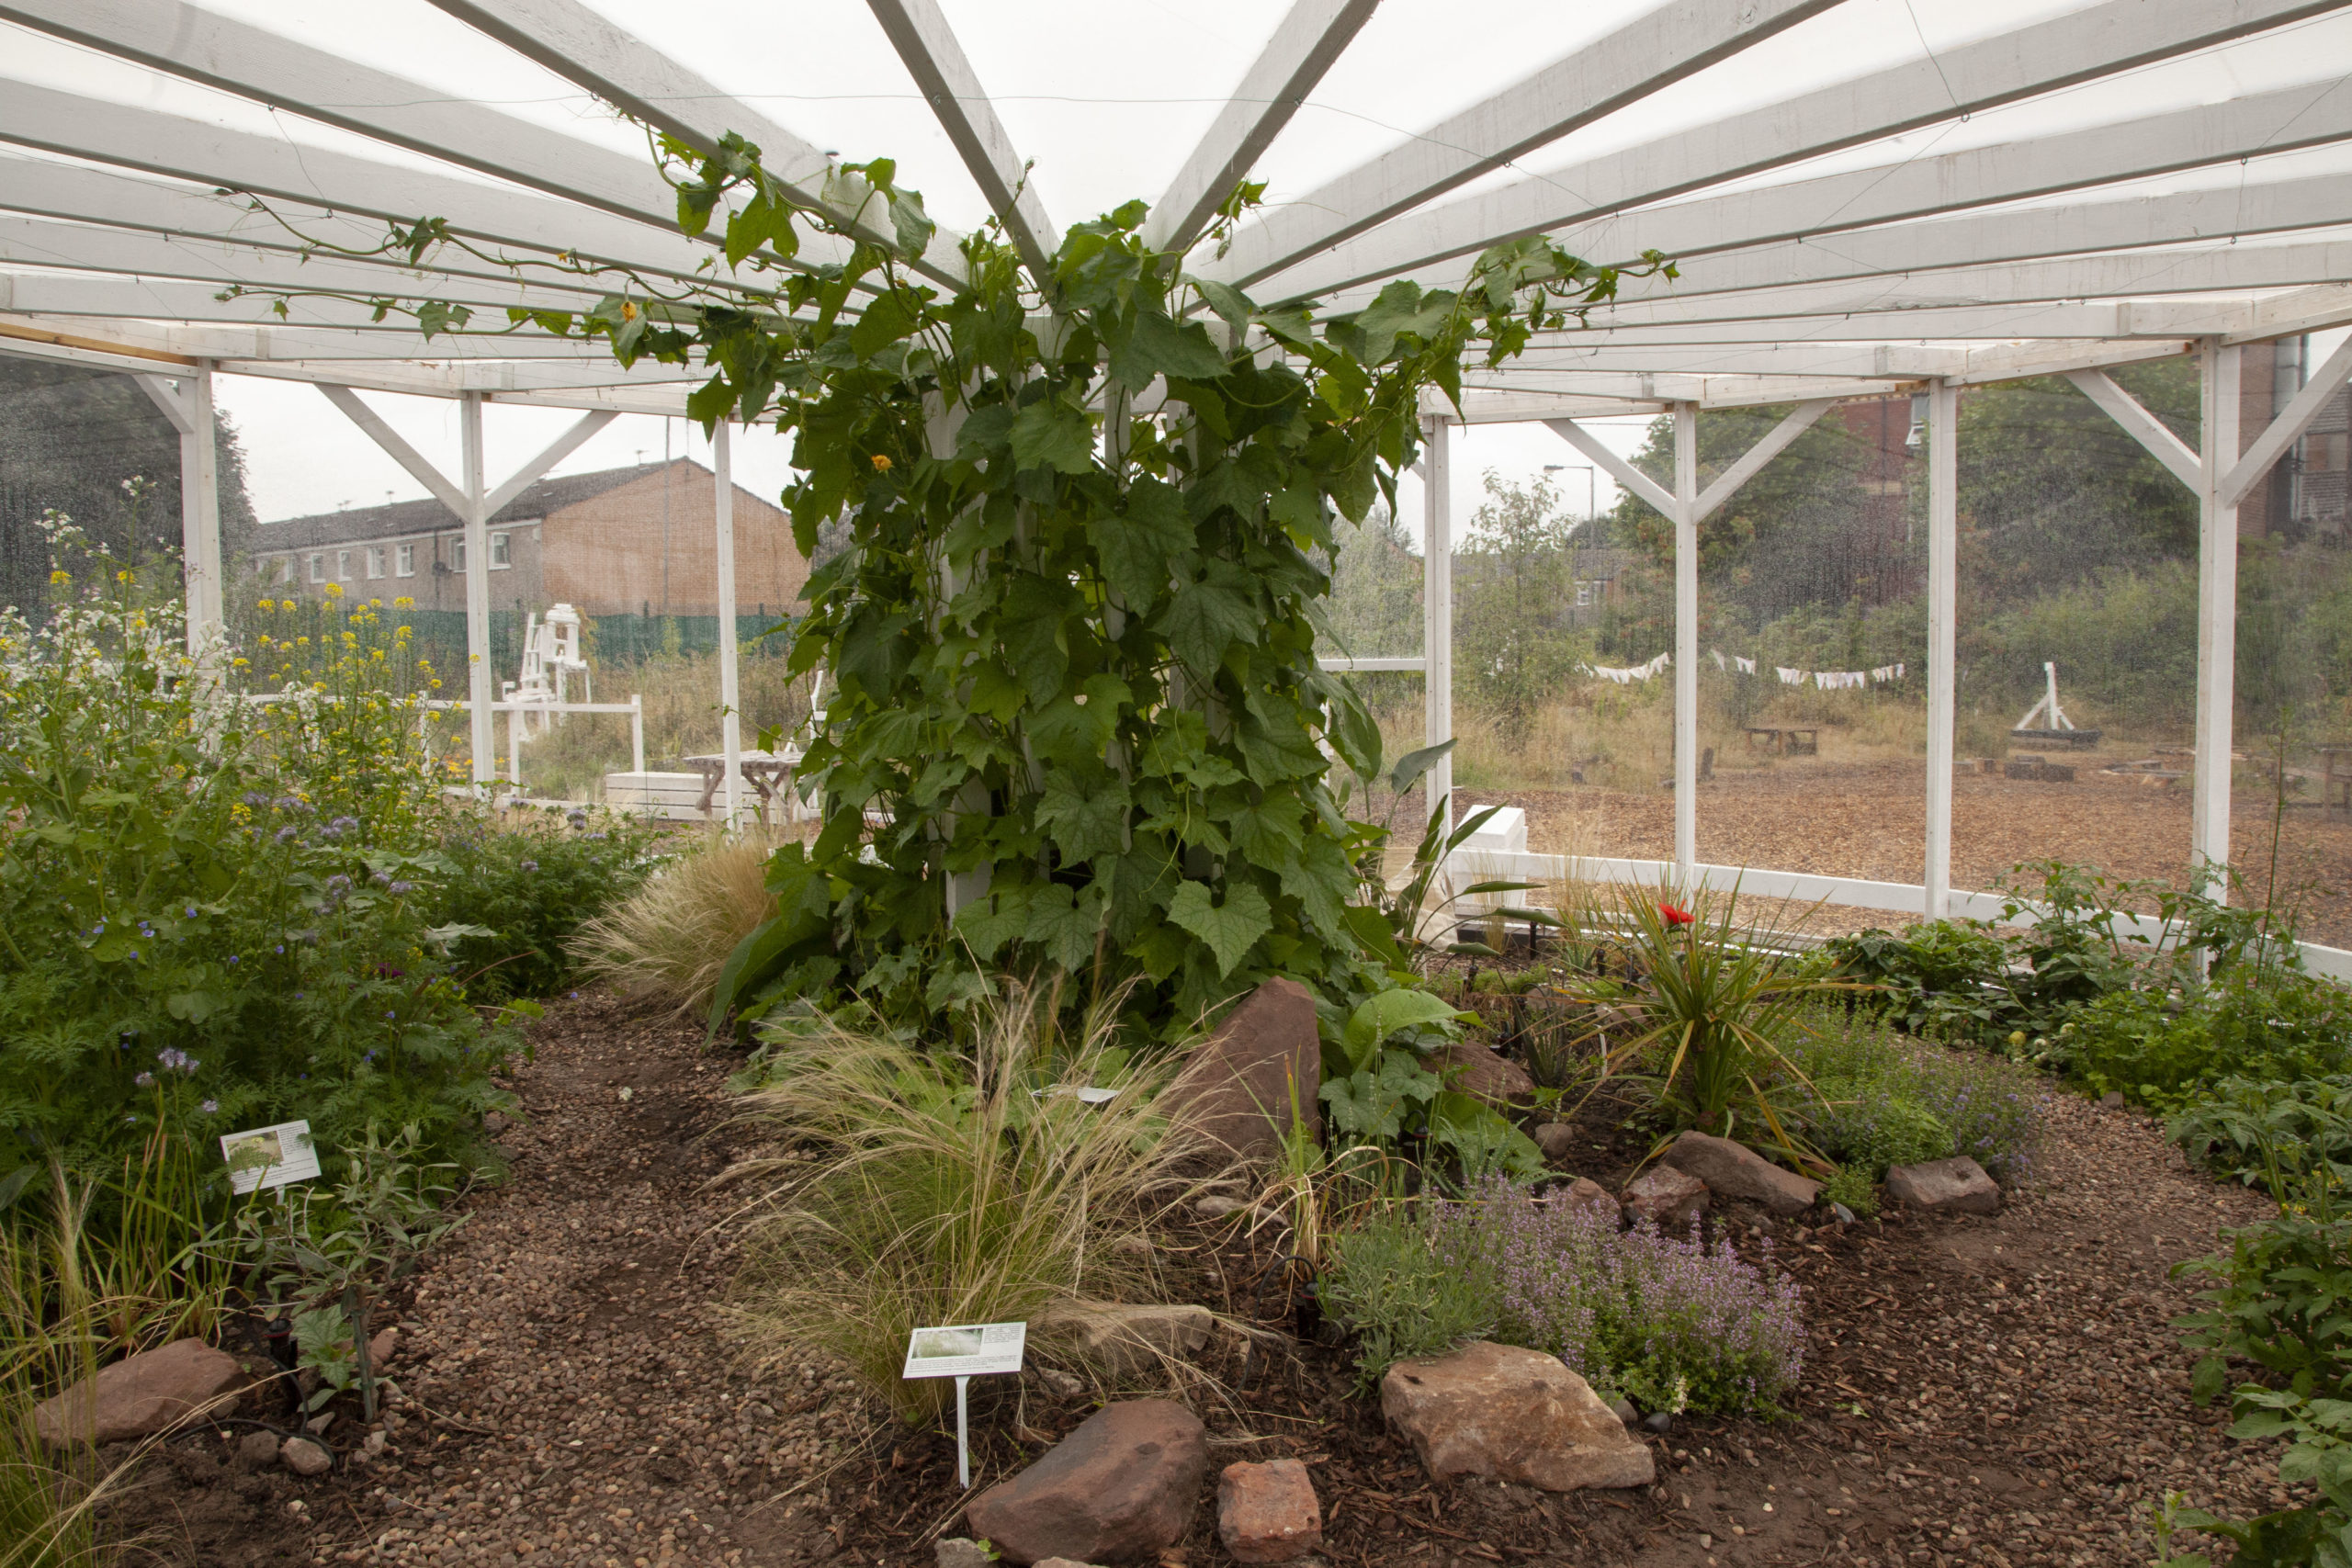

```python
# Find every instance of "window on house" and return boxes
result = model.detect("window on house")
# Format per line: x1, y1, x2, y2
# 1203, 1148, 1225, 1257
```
366, 547, 386, 579
335, 549, 353, 581
1575, 581, 1599, 607
490, 531, 512, 569
396, 543, 415, 577
277, 557, 294, 584
2311, 432, 2351, 474
449, 536, 466, 572
308, 553, 325, 584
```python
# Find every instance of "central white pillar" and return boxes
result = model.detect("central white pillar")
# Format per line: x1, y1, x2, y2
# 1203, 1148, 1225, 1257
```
1422, 414, 1454, 837
460, 391, 495, 789
1924, 379, 1959, 919
1673, 401, 1698, 883
714, 421, 742, 829
2192, 340, 2243, 885
178, 362, 222, 657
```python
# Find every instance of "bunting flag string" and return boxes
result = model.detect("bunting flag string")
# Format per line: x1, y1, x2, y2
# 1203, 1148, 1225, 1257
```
1581, 652, 1905, 688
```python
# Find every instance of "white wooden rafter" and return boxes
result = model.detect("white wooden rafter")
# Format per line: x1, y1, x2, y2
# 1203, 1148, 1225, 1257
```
425, 0, 966, 285
1143, 0, 1380, 253
865, 0, 1059, 276
1241, 0, 2346, 299
1209, 0, 1844, 288
0, 0, 853, 278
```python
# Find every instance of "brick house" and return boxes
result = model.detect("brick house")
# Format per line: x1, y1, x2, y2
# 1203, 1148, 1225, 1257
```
2238, 336, 2351, 539
245, 458, 808, 622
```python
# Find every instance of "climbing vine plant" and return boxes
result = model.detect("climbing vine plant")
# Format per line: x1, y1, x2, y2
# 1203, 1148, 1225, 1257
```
257, 135, 1665, 1040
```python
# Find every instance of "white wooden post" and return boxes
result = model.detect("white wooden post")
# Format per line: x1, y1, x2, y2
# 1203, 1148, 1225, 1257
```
630, 692, 645, 776
2193, 340, 2242, 885
714, 421, 741, 829
460, 391, 494, 790
507, 704, 523, 795
1422, 414, 1453, 837
1925, 378, 1959, 918
1673, 401, 1698, 883
179, 362, 221, 655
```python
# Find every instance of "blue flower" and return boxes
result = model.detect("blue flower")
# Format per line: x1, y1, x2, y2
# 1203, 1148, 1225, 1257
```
185, 905, 198, 918
199, 1099, 218, 1114
134, 1071, 154, 1088
388, 881, 413, 896
227, 954, 239, 964
520, 860, 537, 873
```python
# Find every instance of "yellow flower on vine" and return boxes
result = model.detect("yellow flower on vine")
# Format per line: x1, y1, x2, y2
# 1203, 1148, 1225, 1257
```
870, 454, 892, 472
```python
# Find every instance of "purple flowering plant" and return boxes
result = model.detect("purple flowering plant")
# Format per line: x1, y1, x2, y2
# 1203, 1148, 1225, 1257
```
1429, 1178, 1805, 1416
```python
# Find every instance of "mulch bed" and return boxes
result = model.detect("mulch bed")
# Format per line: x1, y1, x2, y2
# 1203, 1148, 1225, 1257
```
106, 992, 2299, 1567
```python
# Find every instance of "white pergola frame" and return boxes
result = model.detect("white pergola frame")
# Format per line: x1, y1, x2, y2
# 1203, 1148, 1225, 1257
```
2, 0, 2350, 959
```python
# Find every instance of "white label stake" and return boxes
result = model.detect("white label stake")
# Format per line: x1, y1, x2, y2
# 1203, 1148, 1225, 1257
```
902, 1322, 1026, 1489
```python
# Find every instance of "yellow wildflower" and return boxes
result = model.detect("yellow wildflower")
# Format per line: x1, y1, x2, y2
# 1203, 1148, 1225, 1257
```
49, 570, 68, 586
870, 453, 892, 472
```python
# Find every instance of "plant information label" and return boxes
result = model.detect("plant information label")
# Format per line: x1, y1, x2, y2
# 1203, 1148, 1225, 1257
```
901, 1321, 1027, 1381
220, 1119, 322, 1194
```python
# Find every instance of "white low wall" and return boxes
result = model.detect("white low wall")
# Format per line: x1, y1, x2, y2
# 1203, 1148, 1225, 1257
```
1446, 849, 2352, 983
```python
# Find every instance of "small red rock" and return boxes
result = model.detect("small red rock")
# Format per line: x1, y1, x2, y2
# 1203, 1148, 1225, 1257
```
33, 1337, 244, 1447
1620, 1165, 1708, 1227
1217, 1458, 1321, 1563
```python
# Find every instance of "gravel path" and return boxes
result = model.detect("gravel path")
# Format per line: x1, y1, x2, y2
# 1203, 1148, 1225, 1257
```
125, 995, 2304, 1567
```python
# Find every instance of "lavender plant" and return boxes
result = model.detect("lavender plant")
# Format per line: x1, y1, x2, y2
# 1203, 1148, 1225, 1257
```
1430, 1179, 1805, 1416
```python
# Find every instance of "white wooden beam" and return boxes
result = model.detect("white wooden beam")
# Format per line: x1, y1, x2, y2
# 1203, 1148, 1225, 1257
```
0, 84, 752, 291
1212, 0, 1839, 287
865, 0, 1058, 277
132, 371, 196, 435
1239, 0, 2345, 297
1478, 372, 1912, 410
0, 216, 639, 309
316, 385, 472, 519
1439, 388, 1667, 423
2222, 332, 2352, 508
1145, 0, 1381, 253
2194, 342, 2242, 880
715, 420, 741, 827
1673, 401, 1697, 882
481, 409, 618, 517
2064, 368, 2204, 490
1924, 378, 1957, 918
460, 391, 494, 787
1546, 416, 1676, 517
1423, 415, 1453, 839
1555, 243, 2352, 333
429, 0, 964, 283
1690, 399, 1836, 525
0, 0, 852, 277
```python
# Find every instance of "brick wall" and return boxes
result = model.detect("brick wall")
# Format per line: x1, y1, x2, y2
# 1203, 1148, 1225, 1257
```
541, 466, 807, 618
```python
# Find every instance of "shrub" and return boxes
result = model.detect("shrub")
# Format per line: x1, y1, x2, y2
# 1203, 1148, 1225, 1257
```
424, 810, 654, 1001
0, 526, 518, 1175
570, 829, 785, 1014
2171, 1075, 2352, 1195
1428, 1180, 1805, 1416
1787, 1015, 2041, 1182
1317, 1206, 1497, 1387
723, 987, 1216, 1421
2067, 969, 2352, 1111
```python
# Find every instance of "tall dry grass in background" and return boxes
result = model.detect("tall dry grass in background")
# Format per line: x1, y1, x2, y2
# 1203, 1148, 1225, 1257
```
571, 828, 785, 1014
722, 987, 1221, 1421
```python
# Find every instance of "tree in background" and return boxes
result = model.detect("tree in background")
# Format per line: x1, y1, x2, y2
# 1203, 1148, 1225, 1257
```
1454, 471, 1590, 741
1319, 500, 1422, 659
0, 360, 257, 615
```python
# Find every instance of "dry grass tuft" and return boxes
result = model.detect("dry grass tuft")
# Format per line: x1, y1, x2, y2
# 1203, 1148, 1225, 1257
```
720, 985, 1223, 1421
569, 829, 783, 1013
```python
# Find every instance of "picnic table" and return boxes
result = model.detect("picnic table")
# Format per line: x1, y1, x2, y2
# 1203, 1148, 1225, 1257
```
1744, 727, 1818, 756
681, 748, 802, 824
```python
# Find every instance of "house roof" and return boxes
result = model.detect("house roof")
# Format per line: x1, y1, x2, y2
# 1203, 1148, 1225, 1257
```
253, 459, 689, 550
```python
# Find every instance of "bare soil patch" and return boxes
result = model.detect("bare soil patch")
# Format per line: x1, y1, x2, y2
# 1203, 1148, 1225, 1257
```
107, 995, 2303, 1567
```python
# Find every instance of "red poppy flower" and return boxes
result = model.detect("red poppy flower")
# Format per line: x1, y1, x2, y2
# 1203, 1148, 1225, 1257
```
1659, 901, 1695, 927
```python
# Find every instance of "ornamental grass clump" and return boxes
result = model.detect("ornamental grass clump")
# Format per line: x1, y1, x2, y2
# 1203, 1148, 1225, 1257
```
723, 985, 1221, 1422
1430, 1179, 1804, 1416
570, 828, 786, 1014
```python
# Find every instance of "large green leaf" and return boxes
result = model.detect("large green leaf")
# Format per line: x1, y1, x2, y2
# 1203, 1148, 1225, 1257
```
1093, 479, 1195, 606
1154, 568, 1259, 673
1009, 399, 1097, 474
1167, 880, 1272, 977
1342, 987, 1468, 1068
1108, 307, 1228, 389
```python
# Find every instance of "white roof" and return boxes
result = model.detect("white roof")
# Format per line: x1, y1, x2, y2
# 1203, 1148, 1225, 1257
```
3, 0, 2348, 412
